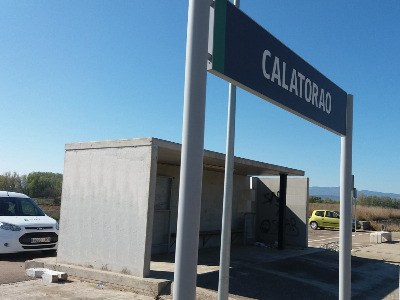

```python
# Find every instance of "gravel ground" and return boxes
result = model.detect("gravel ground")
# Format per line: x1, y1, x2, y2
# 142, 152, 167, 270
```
0, 278, 153, 300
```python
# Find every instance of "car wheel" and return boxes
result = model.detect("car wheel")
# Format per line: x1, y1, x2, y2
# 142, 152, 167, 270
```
310, 221, 318, 230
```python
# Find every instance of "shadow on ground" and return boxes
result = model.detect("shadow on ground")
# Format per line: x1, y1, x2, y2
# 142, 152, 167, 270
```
0, 250, 56, 262
151, 245, 399, 299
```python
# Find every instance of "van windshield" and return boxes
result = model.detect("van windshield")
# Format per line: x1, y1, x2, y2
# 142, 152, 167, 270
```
0, 197, 45, 217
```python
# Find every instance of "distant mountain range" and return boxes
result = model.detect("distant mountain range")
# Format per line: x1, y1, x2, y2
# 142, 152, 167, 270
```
309, 187, 400, 201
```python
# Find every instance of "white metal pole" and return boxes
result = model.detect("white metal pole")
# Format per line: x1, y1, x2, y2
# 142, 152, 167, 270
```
218, 80, 237, 300
354, 192, 357, 233
218, 2, 240, 299
339, 94, 353, 300
173, 1, 210, 299
352, 175, 356, 233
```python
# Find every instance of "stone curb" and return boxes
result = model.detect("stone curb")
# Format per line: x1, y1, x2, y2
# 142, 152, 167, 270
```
25, 258, 171, 297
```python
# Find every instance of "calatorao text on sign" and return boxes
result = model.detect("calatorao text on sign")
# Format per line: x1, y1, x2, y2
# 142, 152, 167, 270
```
262, 49, 332, 115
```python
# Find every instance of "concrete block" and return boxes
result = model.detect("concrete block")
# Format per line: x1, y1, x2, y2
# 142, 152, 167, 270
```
42, 272, 59, 283
25, 260, 45, 270
26, 268, 46, 278
45, 270, 68, 281
26, 268, 68, 282
57, 272, 68, 281
370, 232, 378, 243
381, 232, 392, 242
370, 231, 392, 243
27, 258, 171, 296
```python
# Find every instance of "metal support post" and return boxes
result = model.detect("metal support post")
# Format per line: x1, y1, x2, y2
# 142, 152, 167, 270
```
352, 175, 357, 233
339, 94, 353, 300
173, 1, 210, 299
218, 82, 237, 300
217, 1, 240, 299
278, 174, 287, 250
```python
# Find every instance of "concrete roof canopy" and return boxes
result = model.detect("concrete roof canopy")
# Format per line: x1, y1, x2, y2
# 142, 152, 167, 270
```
66, 137, 304, 177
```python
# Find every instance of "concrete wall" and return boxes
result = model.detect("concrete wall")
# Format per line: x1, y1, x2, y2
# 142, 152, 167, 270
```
58, 141, 157, 277
255, 177, 309, 248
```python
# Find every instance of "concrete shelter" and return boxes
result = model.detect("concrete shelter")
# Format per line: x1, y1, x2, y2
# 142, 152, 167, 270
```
57, 137, 307, 278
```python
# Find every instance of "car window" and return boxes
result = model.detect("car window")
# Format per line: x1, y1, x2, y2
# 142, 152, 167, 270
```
0, 199, 14, 216
0, 197, 45, 217
20, 198, 41, 216
315, 211, 324, 217
326, 211, 339, 218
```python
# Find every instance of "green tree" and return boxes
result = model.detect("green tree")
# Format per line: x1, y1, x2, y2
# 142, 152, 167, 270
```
0, 172, 26, 193
309, 196, 323, 203
357, 194, 400, 209
25, 172, 63, 203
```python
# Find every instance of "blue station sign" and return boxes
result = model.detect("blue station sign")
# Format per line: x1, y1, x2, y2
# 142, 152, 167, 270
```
208, 0, 347, 136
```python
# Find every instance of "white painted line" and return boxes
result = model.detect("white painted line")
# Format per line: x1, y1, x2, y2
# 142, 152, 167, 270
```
309, 237, 339, 242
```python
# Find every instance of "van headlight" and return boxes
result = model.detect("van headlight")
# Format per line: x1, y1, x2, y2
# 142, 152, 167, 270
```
56, 222, 59, 230
0, 221, 21, 231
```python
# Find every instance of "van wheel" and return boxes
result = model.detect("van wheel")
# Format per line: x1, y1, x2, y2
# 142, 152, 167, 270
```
310, 221, 318, 230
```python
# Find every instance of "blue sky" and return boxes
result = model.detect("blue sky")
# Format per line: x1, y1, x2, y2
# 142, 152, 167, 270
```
0, 1, 399, 194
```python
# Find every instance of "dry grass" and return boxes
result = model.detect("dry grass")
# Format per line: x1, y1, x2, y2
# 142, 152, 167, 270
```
355, 206, 400, 221
382, 223, 400, 232
40, 204, 61, 221
33, 198, 61, 221
369, 222, 400, 232
309, 203, 400, 231
309, 203, 340, 213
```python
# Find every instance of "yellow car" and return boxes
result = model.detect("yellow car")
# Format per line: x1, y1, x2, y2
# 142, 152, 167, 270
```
309, 209, 361, 230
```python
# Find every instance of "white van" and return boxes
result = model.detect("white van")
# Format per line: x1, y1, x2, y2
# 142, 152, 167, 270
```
0, 191, 59, 254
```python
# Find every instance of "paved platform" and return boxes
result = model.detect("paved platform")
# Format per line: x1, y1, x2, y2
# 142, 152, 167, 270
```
0, 232, 399, 299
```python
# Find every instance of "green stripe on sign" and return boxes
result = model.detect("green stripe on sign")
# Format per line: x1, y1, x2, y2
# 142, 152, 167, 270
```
213, 0, 227, 73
